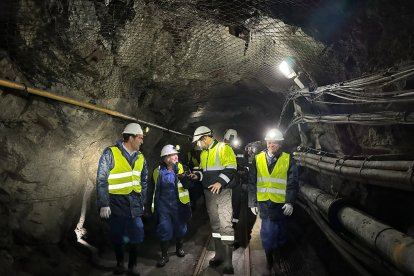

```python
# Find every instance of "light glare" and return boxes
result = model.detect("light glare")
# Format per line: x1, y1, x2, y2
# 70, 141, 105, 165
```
231, 138, 240, 148
279, 60, 296, 79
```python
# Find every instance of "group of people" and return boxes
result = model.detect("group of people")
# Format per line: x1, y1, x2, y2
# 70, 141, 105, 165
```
96, 122, 298, 276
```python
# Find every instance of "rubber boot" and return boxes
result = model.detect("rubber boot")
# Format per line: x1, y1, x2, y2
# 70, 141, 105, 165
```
222, 244, 234, 274
262, 250, 273, 276
176, 238, 185, 257
128, 244, 140, 276
113, 244, 126, 275
209, 238, 224, 267
232, 222, 240, 249
156, 241, 169, 267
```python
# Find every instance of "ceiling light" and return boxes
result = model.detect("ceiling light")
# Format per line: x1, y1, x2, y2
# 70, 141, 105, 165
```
279, 58, 305, 89
279, 60, 297, 79
231, 138, 240, 148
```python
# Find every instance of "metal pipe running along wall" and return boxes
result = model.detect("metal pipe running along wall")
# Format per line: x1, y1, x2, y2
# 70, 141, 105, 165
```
293, 152, 414, 192
0, 78, 191, 137
300, 184, 414, 275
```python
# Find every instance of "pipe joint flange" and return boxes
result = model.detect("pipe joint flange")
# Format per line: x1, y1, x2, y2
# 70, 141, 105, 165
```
406, 161, 414, 185
327, 197, 346, 232
21, 83, 29, 97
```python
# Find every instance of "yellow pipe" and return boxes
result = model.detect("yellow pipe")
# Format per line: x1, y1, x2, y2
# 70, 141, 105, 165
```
0, 78, 191, 137
0, 78, 136, 121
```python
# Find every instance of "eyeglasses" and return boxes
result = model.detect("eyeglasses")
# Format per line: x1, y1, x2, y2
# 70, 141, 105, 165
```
267, 141, 280, 145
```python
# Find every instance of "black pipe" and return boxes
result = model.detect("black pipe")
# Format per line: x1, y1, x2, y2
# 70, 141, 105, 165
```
300, 184, 414, 275
295, 152, 412, 171
294, 154, 414, 192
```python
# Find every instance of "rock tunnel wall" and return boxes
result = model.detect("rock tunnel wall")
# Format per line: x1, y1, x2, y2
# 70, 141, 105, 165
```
1, 0, 414, 274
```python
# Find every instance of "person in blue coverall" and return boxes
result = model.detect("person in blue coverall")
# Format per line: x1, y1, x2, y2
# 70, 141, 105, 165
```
152, 145, 193, 267
248, 128, 298, 276
96, 123, 148, 276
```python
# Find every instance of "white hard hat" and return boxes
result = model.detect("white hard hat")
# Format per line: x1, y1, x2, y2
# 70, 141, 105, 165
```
192, 126, 212, 143
224, 129, 237, 141
160, 144, 179, 157
123, 123, 143, 135
265, 128, 284, 141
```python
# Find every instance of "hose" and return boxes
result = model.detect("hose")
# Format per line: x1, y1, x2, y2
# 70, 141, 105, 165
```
0, 78, 191, 137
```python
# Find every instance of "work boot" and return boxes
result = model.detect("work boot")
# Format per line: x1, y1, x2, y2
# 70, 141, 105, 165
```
222, 244, 234, 274
262, 250, 273, 276
156, 241, 169, 267
209, 238, 224, 267
176, 238, 185, 257
114, 245, 126, 275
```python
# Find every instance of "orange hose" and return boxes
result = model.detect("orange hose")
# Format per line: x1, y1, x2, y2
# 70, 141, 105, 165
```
0, 78, 191, 137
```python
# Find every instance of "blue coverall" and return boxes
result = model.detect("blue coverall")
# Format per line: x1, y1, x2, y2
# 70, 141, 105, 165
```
153, 163, 192, 241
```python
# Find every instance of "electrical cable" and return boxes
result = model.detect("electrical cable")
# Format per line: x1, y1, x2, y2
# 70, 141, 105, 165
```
279, 64, 414, 129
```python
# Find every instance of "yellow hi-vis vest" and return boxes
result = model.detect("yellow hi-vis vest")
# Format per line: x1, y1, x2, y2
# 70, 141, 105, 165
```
200, 142, 237, 172
108, 147, 144, 194
151, 163, 190, 212
255, 151, 290, 203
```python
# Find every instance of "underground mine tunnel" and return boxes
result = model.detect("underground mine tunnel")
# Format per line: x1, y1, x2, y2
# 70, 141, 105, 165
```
1, 0, 414, 275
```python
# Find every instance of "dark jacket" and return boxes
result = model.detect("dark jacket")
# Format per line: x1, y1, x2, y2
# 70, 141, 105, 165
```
234, 147, 249, 170
153, 163, 192, 223
234, 146, 249, 185
96, 139, 148, 218
248, 149, 298, 220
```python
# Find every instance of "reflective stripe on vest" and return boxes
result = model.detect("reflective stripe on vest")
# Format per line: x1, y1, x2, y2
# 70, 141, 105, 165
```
108, 147, 143, 194
152, 162, 190, 212
200, 142, 237, 171
255, 151, 290, 203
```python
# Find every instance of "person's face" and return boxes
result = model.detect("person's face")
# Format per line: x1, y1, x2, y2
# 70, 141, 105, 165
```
164, 153, 178, 165
267, 140, 282, 155
131, 134, 144, 150
196, 136, 209, 150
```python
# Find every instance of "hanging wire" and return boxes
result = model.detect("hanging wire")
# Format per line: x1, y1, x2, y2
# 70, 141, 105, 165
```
280, 63, 414, 130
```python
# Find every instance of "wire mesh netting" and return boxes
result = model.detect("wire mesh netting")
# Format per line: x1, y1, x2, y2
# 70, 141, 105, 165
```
0, 0, 344, 97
